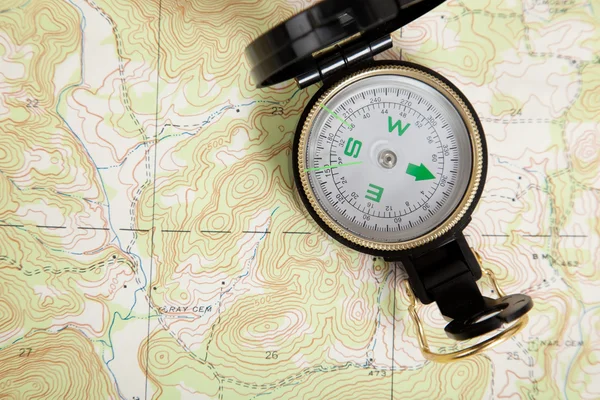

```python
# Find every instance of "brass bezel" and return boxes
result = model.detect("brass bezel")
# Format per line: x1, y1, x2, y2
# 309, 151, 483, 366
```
297, 65, 484, 251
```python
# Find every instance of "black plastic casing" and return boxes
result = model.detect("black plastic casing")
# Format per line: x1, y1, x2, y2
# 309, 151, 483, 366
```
246, 0, 446, 87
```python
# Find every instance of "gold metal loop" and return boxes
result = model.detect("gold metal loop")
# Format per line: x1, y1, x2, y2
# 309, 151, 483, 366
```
403, 257, 529, 363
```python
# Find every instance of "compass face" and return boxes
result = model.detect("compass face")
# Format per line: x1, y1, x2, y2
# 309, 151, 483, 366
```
297, 66, 483, 250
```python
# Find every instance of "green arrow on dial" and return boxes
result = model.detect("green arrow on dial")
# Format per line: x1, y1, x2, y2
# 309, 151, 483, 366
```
406, 163, 435, 181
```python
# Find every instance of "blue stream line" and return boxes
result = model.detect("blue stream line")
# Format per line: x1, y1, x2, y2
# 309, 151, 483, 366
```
365, 268, 393, 366
97, 92, 301, 171
56, 0, 124, 254
104, 311, 161, 399
0, 0, 30, 14
50, 2, 133, 395
220, 208, 278, 298
5, 0, 301, 393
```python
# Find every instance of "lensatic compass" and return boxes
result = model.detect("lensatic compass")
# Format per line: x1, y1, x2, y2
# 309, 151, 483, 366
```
246, 0, 533, 362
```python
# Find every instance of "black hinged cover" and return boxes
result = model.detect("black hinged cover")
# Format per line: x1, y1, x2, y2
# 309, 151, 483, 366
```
245, 0, 446, 87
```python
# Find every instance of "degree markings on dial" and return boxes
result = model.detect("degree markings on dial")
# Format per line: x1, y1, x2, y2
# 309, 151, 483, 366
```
308, 86, 464, 236
319, 103, 352, 128
320, 101, 446, 218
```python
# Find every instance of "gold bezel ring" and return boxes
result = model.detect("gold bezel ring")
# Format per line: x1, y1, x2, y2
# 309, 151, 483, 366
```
297, 65, 483, 251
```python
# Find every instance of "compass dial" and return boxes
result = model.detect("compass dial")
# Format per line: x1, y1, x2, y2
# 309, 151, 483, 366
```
298, 66, 482, 250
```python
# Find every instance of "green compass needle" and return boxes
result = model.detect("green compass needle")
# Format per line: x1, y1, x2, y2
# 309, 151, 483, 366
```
406, 163, 435, 181
305, 161, 363, 172
319, 104, 352, 128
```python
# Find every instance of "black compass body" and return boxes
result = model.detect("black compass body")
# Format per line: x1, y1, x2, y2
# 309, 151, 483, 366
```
245, 0, 533, 342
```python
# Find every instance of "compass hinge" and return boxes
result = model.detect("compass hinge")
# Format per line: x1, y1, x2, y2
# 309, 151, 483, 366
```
296, 35, 393, 88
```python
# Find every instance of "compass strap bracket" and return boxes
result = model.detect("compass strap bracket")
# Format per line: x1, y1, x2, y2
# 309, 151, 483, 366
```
296, 35, 393, 88
400, 233, 534, 341
404, 279, 530, 362
400, 233, 483, 315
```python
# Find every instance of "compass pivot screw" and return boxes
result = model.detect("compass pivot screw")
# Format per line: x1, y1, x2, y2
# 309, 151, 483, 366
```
378, 149, 397, 169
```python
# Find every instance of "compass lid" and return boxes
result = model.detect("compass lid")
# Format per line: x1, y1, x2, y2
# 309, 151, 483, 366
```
245, 0, 445, 88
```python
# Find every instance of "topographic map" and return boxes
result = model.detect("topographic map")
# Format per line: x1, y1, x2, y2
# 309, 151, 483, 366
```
0, 0, 599, 398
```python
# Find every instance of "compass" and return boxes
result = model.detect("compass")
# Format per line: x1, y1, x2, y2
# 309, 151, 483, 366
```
246, 0, 533, 361
296, 65, 479, 250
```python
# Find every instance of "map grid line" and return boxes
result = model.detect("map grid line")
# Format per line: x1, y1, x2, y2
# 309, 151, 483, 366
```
391, 265, 396, 399
144, 0, 163, 398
